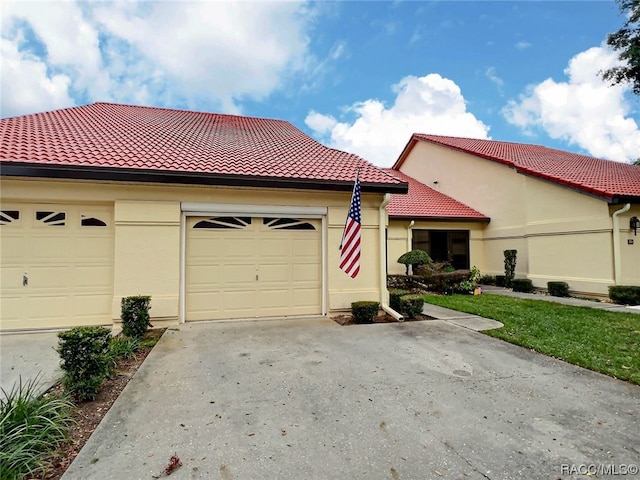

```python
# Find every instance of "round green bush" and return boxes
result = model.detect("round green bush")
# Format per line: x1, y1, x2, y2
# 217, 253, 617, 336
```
351, 301, 379, 324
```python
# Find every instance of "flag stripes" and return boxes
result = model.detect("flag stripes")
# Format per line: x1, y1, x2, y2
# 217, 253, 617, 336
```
339, 174, 362, 278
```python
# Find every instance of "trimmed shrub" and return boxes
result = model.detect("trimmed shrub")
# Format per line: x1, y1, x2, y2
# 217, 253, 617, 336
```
609, 286, 640, 305
397, 249, 433, 275
399, 294, 424, 319
548, 281, 570, 297
495, 275, 506, 287
351, 301, 379, 324
511, 278, 534, 293
479, 275, 496, 285
57, 326, 111, 401
121, 295, 152, 339
424, 270, 470, 294
504, 249, 517, 287
389, 289, 411, 312
387, 275, 416, 290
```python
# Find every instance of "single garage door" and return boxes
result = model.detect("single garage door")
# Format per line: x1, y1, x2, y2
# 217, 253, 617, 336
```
0, 203, 114, 331
186, 216, 322, 321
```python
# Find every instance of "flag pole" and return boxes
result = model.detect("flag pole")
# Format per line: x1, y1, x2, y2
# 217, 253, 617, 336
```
339, 167, 361, 250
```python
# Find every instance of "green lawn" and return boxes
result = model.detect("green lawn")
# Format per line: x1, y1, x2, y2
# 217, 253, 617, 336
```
423, 294, 640, 385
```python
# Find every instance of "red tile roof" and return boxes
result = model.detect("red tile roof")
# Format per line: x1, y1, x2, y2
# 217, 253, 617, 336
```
394, 134, 640, 202
384, 169, 489, 221
0, 103, 405, 192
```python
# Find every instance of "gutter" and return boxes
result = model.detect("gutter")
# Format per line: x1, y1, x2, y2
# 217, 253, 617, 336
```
612, 203, 631, 285
380, 193, 404, 321
407, 220, 415, 252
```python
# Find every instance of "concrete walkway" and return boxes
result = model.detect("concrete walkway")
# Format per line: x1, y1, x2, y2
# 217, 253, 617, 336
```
421, 303, 504, 331
481, 285, 640, 314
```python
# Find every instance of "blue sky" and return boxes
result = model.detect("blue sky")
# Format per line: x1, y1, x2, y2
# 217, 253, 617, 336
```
2, 0, 639, 166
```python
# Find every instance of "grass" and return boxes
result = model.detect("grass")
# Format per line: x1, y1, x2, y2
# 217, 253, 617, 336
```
423, 294, 640, 385
0, 377, 74, 480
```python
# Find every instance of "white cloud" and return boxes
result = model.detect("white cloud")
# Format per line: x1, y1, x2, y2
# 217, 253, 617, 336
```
515, 41, 531, 50
503, 46, 640, 163
1, 0, 314, 117
486, 66, 504, 90
305, 74, 490, 166
0, 37, 74, 117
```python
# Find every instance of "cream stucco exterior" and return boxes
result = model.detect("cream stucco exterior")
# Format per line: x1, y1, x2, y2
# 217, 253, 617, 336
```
387, 219, 485, 275
1, 177, 389, 330
396, 141, 640, 294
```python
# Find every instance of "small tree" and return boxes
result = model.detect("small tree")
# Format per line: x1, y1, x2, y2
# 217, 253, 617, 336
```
504, 250, 517, 287
397, 249, 433, 275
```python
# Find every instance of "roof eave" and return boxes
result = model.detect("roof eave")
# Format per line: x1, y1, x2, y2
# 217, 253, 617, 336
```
0, 162, 409, 194
388, 214, 490, 223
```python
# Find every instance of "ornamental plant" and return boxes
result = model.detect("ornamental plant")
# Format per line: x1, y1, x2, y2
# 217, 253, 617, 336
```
121, 295, 152, 339
57, 326, 111, 401
503, 250, 517, 287
398, 249, 433, 275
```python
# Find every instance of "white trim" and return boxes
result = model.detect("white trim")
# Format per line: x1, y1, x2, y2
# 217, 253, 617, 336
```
322, 215, 327, 315
179, 210, 187, 324
182, 202, 327, 217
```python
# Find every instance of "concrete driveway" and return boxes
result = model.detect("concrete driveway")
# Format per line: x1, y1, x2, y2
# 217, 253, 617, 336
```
63, 318, 639, 480
0, 331, 61, 395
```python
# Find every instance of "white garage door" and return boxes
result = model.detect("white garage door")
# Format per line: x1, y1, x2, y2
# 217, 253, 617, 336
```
0, 204, 114, 331
186, 216, 322, 321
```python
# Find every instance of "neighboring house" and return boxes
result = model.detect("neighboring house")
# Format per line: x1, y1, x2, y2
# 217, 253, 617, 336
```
0, 103, 407, 331
384, 169, 489, 274
391, 134, 640, 295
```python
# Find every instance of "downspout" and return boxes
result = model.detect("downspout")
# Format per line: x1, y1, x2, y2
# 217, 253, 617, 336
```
612, 203, 631, 285
407, 220, 415, 252
380, 193, 404, 321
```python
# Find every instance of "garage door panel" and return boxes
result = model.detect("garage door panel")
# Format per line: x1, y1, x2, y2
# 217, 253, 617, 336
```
223, 290, 257, 314
28, 236, 72, 260
186, 215, 321, 321
292, 289, 321, 308
223, 237, 256, 257
0, 203, 114, 330
187, 264, 223, 288
76, 236, 113, 260
260, 263, 290, 282
260, 239, 290, 257
75, 265, 113, 289
1, 234, 26, 261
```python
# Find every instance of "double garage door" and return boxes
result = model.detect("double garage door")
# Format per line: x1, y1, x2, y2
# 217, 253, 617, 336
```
186, 216, 322, 321
0, 203, 114, 330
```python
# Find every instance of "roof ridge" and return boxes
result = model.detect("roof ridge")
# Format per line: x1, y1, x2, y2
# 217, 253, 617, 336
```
90, 102, 292, 125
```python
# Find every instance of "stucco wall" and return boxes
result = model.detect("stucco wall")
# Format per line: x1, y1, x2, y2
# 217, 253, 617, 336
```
387, 220, 485, 275
1, 177, 387, 325
397, 142, 633, 294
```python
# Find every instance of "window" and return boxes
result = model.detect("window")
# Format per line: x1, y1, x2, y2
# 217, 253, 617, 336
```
36, 211, 66, 226
412, 230, 470, 270
81, 215, 107, 227
193, 217, 251, 229
0, 210, 19, 225
263, 218, 316, 230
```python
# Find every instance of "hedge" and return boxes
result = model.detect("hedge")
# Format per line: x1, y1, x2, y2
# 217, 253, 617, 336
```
608, 286, 640, 305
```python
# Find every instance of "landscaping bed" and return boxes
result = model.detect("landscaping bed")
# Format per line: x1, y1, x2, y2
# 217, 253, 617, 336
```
32, 328, 165, 480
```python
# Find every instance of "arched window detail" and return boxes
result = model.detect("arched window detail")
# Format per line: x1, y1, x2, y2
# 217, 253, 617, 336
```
81, 215, 108, 227
263, 218, 316, 230
193, 217, 252, 229
0, 210, 20, 226
36, 211, 66, 226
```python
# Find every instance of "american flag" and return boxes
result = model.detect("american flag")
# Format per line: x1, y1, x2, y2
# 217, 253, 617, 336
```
339, 174, 362, 278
